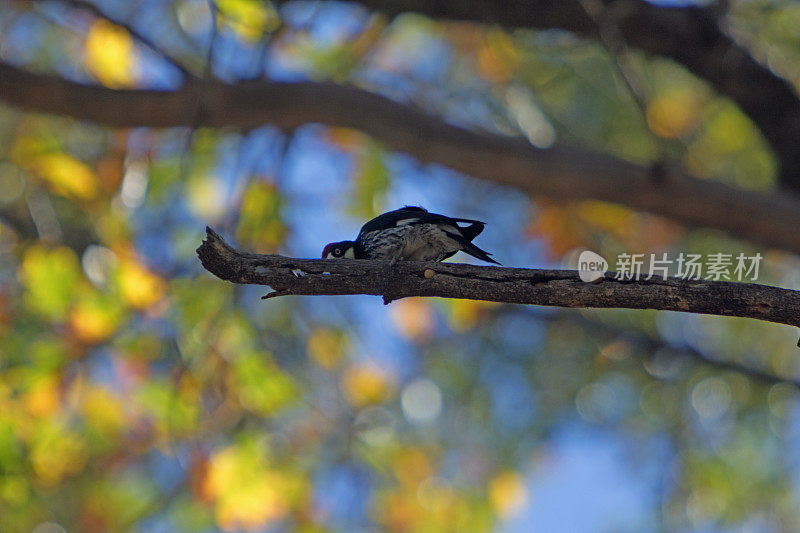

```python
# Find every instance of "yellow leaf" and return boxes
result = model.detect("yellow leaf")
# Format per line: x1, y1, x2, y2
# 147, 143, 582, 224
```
325, 127, 367, 151
342, 363, 392, 407
447, 299, 496, 332
350, 143, 389, 219
477, 30, 518, 83
380, 491, 419, 531
236, 180, 285, 252
85, 19, 136, 88
187, 173, 226, 221
489, 471, 528, 518
416, 476, 454, 512
646, 90, 703, 139
231, 352, 296, 416
82, 386, 125, 437
0, 475, 30, 507
216, 0, 280, 42
204, 443, 292, 530
135, 380, 200, 441
306, 328, 347, 369
118, 259, 165, 309
23, 376, 60, 417
69, 294, 123, 344
20, 245, 82, 321
528, 201, 586, 258
392, 447, 433, 487
33, 153, 98, 200
30, 422, 88, 486
389, 298, 434, 342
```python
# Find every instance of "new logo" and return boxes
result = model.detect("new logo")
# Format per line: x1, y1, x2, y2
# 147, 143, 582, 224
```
578, 250, 608, 283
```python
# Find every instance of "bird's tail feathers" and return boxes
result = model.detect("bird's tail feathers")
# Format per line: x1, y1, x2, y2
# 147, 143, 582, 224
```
444, 231, 500, 265
455, 221, 485, 241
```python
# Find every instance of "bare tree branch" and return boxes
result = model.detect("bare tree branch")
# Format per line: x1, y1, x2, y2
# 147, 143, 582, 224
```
324, 0, 800, 191
196, 227, 800, 338
3, 61, 800, 254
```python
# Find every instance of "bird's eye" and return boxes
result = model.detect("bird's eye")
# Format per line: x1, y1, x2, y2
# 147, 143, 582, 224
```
334, 248, 342, 256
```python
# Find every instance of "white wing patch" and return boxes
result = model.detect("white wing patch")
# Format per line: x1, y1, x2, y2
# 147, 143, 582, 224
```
396, 217, 420, 225
440, 224, 461, 236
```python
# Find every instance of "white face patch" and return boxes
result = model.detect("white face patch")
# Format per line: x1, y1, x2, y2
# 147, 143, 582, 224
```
343, 248, 355, 259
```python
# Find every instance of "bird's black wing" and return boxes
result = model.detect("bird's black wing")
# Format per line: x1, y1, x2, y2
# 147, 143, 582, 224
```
358, 206, 485, 240
357, 206, 429, 235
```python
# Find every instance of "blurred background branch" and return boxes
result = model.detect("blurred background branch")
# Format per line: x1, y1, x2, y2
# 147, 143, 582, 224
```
316, 0, 800, 191
3, 61, 800, 254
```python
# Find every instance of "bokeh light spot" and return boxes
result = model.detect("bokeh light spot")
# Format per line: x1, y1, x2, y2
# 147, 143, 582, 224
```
489, 471, 528, 518
85, 19, 136, 88
401, 378, 443, 424
342, 363, 393, 407
389, 298, 434, 342
691, 377, 731, 420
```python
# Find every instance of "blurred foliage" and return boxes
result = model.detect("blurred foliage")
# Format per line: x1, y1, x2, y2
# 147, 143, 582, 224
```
216, 0, 281, 42
1, 0, 800, 532
85, 19, 137, 88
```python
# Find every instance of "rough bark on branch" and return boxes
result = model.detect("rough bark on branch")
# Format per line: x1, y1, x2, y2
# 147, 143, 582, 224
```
196, 227, 800, 336
329, 0, 800, 190
4, 62, 800, 255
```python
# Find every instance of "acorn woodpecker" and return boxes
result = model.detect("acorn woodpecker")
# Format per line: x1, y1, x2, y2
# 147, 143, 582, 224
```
322, 206, 499, 264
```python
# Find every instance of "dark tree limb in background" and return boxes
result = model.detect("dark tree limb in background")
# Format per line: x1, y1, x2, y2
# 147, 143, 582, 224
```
4, 61, 800, 254
196, 227, 800, 337
323, 0, 800, 191
18, 0, 800, 188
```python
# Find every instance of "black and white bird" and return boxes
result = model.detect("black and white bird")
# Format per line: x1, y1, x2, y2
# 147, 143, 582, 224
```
322, 206, 499, 264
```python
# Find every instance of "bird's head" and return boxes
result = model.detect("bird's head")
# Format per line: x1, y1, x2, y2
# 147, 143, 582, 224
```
322, 241, 357, 259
